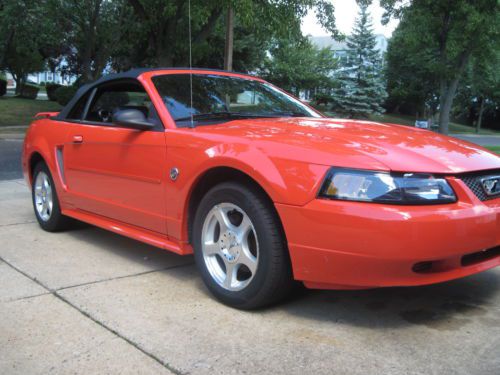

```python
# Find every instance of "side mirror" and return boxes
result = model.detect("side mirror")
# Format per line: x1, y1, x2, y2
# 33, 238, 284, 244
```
112, 109, 155, 130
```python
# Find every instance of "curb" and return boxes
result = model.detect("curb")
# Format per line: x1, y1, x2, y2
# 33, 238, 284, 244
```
0, 133, 25, 140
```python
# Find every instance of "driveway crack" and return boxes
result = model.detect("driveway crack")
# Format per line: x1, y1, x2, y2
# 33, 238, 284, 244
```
55, 262, 194, 292
0, 221, 37, 227
0, 255, 188, 375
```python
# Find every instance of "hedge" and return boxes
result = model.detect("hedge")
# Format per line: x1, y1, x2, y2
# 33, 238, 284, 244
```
46, 83, 63, 101
54, 85, 78, 106
0, 79, 6, 97
19, 84, 39, 99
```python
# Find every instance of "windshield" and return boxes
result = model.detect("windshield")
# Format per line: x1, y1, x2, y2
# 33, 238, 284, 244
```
151, 74, 320, 127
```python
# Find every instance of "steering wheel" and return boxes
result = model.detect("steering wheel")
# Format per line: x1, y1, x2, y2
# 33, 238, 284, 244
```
97, 108, 112, 123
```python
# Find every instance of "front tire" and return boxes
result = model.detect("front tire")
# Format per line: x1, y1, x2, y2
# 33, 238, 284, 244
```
32, 162, 70, 232
193, 182, 293, 309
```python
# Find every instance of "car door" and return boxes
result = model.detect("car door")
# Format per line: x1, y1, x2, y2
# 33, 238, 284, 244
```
63, 80, 168, 234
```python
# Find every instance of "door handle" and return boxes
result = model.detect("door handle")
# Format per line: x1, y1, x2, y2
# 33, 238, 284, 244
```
72, 135, 83, 143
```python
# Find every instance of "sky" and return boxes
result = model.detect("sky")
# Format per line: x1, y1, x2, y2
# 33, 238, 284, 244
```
301, 0, 399, 38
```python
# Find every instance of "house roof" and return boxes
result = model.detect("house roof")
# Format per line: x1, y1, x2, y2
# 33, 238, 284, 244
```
309, 35, 389, 53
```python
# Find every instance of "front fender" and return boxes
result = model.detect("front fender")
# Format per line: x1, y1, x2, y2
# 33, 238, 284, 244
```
164, 131, 329, 241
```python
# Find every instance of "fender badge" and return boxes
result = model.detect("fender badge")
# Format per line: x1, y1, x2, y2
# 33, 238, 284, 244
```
170, 167, 179, 181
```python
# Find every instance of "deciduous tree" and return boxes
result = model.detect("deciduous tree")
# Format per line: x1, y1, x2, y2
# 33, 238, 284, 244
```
0, 0, 58, 92
261, 37, 338, 95
380, 0, 500, 134
49, 0, 129, 82
120, 0, 339, 70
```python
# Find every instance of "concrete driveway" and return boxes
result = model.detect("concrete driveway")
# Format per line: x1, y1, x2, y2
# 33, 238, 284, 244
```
1, 181, 500, 375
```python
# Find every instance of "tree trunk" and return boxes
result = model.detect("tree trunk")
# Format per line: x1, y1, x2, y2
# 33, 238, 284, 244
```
476, 96, 485, 134
223, 6, 234, 71
438, 74, 462, 135
12, 72, 24, 95
82, 0, 102, 82
14, 78, 21, 95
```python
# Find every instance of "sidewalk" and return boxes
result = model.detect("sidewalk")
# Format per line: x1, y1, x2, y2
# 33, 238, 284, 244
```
0, 126, 27, 140
1, 180, 499, 374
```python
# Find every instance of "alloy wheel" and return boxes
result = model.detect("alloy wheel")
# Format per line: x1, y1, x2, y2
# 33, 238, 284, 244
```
201, 203, 259, 291
34, 171, 53, 222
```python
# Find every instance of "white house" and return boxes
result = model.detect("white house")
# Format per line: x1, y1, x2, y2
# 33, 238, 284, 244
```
309, 34, 389, 59
4, 70, 77, 88
298, 34, 388, 100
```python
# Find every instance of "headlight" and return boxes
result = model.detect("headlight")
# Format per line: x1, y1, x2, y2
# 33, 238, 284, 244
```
318, 168, 456, 204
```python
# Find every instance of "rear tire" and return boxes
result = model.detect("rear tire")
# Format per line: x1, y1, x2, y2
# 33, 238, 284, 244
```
193, 181, 294, 309
32, 162, 70, 232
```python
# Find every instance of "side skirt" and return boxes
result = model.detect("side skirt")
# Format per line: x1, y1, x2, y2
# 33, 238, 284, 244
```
62, 208, 193, 256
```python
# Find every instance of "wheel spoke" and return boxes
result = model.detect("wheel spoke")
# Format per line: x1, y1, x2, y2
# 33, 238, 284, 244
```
237, 247, 257, 274
203, 242, 220, 256
213, 206, 233, 232
235, 215, 252, 239
224, 262, 236, 289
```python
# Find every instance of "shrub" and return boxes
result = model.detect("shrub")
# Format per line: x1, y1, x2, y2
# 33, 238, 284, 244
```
46, 83, 62, 101
19, 84, 39, 99
54, 85, 78, 106
0, 78, 6, 97
312, 92, 333, 107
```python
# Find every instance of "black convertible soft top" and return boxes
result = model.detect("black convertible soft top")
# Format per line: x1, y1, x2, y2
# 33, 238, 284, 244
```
56, 67, 255, 120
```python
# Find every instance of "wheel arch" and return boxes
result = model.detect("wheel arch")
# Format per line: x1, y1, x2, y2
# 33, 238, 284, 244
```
28, 151, 46, 185
186, 166, 288, 246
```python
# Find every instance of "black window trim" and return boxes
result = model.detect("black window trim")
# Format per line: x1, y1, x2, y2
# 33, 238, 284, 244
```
56, 78, 165, 132
81, 87, 97, 121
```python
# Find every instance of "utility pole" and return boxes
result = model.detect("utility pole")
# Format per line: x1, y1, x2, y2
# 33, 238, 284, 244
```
223, 5, 234, 71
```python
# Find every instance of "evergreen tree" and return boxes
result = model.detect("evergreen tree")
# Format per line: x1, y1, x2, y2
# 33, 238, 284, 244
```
331, 4, 387, 118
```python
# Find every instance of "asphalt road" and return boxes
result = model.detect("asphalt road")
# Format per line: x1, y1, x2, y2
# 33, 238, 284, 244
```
0, 139, 23, 181
455, 134, 500, 147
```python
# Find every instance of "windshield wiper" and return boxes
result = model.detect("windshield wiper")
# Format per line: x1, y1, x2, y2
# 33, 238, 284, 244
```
175, 111, 309, 123
175, 112, 234, 122
175, 111, 289, 123
268, 111, 307, 117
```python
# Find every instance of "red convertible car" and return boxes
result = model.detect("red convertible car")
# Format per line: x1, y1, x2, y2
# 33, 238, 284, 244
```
22, 68, 500, 309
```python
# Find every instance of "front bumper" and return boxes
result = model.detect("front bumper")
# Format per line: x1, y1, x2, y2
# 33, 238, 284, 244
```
276, 178, 500, 289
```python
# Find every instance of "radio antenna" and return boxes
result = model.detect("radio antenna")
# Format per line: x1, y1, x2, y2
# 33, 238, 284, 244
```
188, 0, 194, 128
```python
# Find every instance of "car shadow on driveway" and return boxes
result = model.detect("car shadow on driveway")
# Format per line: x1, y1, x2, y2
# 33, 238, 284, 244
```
64, 223, 499, 331
64, 222, 195, 270
279, 270, 500, 330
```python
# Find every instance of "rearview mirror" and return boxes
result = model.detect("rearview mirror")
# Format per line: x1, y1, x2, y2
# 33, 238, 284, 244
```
112, 109, 155, 130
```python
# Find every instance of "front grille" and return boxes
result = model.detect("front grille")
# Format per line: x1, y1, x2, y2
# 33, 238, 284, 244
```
459, 170, 500, 201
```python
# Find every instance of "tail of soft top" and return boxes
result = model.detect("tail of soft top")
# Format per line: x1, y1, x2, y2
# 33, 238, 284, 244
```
34, 112, 59, 119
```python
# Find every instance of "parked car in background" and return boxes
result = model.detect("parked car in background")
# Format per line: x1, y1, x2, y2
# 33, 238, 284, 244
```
22, 68, 500, 309
415, 120, 429, 129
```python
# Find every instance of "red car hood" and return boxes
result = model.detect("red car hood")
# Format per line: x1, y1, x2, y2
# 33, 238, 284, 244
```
196, 117, 500, 174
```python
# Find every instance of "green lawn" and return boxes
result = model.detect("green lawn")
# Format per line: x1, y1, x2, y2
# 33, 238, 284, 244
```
368, 113, 500, 135
316, 107, 499, 135
0, 97, 62, 126
485, 146, 500, 154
